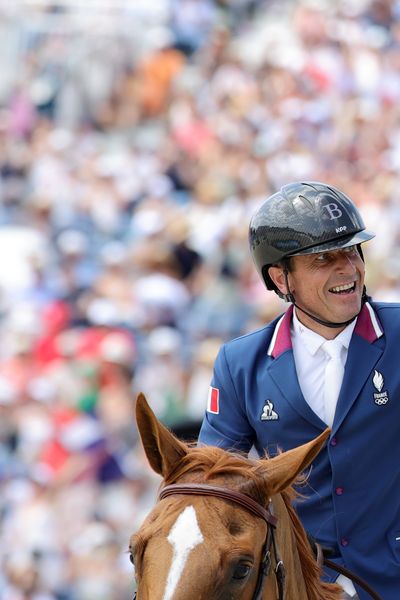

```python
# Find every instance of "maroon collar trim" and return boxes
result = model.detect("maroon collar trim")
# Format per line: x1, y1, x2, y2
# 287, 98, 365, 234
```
268, 305, 293, 358
268, 302, 383, 359
354, 301, 383, 342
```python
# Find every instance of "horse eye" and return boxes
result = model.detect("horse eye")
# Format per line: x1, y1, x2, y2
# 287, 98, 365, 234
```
232, 561, 252, 580
128, 547, 136, 567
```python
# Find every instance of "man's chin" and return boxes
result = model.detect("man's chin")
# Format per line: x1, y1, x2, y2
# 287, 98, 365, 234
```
327, 305, 361, 325
328, 291, 362, 315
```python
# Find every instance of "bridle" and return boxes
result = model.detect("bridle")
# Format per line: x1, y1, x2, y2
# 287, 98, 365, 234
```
132, 482, 383, 600
133, 482, 285, 600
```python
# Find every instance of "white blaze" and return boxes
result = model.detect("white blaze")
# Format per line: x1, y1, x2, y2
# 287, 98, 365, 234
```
162, 505, 204, 600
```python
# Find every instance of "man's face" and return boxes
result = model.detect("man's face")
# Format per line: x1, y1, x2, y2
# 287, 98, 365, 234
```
270, 246, 365, 335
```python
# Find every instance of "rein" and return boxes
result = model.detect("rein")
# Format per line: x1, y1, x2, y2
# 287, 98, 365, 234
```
323, 559, 382, 600
306, 536, 382, 600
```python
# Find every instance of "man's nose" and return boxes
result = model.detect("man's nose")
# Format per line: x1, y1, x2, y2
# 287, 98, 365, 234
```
336, 252, 357, 272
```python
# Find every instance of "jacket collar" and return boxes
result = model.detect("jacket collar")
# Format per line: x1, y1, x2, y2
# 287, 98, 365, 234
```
268, 302, 383, 358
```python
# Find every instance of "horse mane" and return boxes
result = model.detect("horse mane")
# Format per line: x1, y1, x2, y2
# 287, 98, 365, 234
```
163, 445, 341, 600
279, 491, 342, 600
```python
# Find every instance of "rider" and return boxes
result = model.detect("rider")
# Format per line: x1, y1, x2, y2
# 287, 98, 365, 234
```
199, 181, 400, 600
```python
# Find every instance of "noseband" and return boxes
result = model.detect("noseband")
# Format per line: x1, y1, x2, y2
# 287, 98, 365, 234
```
133, 482, 285, 600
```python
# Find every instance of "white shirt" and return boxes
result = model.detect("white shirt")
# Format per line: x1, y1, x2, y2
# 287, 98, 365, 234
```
291, 309, 357, 597
291, 310, 356, 424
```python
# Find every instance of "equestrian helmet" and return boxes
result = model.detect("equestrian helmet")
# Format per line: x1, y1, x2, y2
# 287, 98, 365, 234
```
249, 181, 375, 290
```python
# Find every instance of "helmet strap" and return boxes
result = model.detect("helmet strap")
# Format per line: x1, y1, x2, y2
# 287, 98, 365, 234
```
282, 268, 366, 329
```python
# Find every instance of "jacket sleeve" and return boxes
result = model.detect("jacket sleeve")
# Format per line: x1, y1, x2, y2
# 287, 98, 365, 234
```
198, 344, 254, 452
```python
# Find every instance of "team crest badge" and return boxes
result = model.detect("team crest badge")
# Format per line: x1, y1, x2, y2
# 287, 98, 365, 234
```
261, 400, 279, 421
372, 370, 389, 405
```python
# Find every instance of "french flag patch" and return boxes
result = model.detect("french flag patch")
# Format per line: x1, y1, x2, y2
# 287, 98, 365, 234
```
207, 387, 220, 414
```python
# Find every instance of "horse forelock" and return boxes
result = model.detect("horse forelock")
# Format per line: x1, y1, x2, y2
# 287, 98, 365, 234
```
163, 445, 273, 506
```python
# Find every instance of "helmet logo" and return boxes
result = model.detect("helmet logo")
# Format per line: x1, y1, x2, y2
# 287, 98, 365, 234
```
324, 203, 343, 220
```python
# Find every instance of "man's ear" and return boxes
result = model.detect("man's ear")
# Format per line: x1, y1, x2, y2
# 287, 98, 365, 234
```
268, 265, 289, 296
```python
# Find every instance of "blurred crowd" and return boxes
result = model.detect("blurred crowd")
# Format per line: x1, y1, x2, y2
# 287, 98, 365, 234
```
1, 0, 400, 598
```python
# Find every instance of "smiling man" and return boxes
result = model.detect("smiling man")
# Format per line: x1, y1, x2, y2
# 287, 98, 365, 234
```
269, 245, 365, 338
199, 181, 400, 600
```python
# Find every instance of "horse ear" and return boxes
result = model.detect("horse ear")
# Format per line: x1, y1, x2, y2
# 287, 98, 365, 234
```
135, 392, 188, 478
264, 429, 330, 495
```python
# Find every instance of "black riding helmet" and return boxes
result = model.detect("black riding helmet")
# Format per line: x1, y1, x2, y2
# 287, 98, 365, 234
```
249, 181, 375, 328
249, 181, 375, 292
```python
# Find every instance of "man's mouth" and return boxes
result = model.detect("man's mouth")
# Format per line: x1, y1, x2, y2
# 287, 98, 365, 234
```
329, 282, 356, 294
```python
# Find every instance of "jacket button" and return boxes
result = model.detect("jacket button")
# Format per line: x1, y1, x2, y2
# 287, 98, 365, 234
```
330, 437, 337, 446
341, 538, 349, 547
335, 487, 344, 495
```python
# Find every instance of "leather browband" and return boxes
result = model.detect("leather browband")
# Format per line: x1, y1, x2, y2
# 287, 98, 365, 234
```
159, 483, 278, 528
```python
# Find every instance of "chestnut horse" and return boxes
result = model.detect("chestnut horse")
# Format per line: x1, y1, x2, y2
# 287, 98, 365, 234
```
130, 393, 342, 600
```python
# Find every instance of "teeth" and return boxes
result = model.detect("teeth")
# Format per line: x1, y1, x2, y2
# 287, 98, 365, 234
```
330, 283, 354, 293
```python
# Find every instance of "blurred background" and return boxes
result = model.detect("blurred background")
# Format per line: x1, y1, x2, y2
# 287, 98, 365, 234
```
1, 0, 400, 598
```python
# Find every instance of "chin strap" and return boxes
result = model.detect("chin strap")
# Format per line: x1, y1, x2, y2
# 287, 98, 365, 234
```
281, 269, 367, 329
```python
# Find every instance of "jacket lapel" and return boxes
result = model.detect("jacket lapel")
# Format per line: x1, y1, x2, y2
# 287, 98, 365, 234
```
267, 305, 326, 428
267, 302, 384, 431
333, 331, 384, 432
268, 351, 326, 428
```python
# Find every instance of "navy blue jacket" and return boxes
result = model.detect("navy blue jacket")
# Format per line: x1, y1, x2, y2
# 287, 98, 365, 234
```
199, 302, 400, 599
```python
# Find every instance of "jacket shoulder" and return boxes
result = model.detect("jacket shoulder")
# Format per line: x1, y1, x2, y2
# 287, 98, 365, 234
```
372, 301, 400, 322
222, 312, 284, 358
369, 301, 400, 337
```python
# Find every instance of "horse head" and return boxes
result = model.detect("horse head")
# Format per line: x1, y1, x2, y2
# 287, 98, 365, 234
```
130, 393, 342, 600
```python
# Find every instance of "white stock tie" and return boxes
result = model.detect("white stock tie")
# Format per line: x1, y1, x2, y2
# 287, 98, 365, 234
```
322, 339, 344, 427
